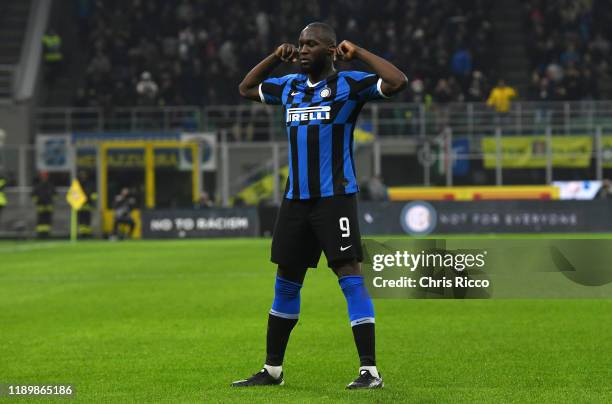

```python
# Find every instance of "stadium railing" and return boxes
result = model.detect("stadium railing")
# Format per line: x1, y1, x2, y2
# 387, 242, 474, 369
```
36, 106, 202, 133
3, 124, 611, 208
36, 101, 612, 139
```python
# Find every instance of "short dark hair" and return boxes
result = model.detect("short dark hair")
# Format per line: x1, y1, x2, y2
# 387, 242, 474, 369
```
303, 22, 337, 45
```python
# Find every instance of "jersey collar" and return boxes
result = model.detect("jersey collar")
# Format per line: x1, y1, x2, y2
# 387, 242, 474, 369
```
306, 72, 338, 88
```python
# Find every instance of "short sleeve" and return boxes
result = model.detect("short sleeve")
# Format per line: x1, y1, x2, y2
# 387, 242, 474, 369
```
344, 71, 391, 102
259, 75, 294, 105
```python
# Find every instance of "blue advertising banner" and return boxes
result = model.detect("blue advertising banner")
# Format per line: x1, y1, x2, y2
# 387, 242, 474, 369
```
359, 200, 612, 235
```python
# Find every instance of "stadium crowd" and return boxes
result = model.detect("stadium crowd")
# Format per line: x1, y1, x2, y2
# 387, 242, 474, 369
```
68, 0, 612, 109
524, 0, 612, 101
73, 0, 495, 107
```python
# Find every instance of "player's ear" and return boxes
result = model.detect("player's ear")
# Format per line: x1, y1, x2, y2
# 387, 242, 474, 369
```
330, 46, 337, 62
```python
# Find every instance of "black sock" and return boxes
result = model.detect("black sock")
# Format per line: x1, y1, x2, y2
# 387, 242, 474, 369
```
265, 314, 298, 366
352, 323, 376, 366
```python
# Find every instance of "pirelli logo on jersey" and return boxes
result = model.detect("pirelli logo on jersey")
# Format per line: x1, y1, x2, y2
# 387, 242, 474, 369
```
286, 106, 331, 123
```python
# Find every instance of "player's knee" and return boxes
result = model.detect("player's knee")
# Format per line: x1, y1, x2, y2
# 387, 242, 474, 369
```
277, 266, 307, 284
331, 260, 361, 278
270, 275, 302, 319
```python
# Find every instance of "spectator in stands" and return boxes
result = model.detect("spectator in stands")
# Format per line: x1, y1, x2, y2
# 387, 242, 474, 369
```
466, 70, 488, 102
158, 72, 178, 106
177, 60, 205, 105
563, 62, 583, 100
218, 39, 239, 76
130, 38, 160, 71
581, 66, 598, 99
196, 191, 214, 208
486, 79, 517, 119
75, 0, 94, 37
136, 71, 159, 106
409, 78, 426, 104
86, 50, 111, 92
560, 43, 580, 67
111, 187, 136, 240
590, 33, 610, 59
162, 34, 179, 60
255, 10, 270, 46
542, 65, 567, 101
595, 60, 612, 99
42, 29, 63, 84
451, 45, 473, 88
178, 25, 196, 62
433, 78, 455, 130
530, 72, 553, 124
176, 0, 194, 25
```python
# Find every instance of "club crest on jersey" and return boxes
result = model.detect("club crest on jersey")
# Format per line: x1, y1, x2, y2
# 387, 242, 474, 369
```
286, 106, 331, 123
320, 87, 331, 98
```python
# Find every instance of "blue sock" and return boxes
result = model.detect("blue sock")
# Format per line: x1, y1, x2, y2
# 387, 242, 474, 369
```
338, 276, 375, 326
270, 276, 302, 319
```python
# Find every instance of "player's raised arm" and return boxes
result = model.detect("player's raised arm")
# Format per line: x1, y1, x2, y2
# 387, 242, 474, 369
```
336, 40, 408, 97
238, 44, 298, 102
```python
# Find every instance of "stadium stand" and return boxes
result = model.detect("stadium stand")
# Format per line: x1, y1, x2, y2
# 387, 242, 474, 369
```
0, 0, 32, 98
524, 0, 612, 101
42, 0, 497, 107
42, 0, 612, 108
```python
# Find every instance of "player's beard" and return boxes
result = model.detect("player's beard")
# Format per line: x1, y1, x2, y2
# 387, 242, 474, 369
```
300, 56, 327, 75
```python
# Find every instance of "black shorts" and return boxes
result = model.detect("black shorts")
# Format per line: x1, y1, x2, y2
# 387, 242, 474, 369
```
271, 193, 363, 269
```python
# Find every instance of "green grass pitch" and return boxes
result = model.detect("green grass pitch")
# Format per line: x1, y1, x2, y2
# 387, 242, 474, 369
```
1, 238, 611, 403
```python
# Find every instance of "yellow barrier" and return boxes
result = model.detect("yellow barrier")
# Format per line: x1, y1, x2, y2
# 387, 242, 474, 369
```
388, 186, 560, 201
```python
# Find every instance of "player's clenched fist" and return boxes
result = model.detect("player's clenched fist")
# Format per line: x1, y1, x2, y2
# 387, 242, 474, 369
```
275, 43, 298, 63
336, 40, 360, 61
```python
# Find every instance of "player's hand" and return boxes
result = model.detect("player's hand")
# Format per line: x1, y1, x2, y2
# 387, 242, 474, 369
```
274, 43, 298, 63
336, 40, 360, 61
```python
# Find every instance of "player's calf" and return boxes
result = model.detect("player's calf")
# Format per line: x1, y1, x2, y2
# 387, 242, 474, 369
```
338, 274, 383, 389
231, 275, 303, 387
267, 275, 302, 367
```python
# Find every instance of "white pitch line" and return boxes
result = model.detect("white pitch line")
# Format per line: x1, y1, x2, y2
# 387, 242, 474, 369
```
0, 241, 71, 254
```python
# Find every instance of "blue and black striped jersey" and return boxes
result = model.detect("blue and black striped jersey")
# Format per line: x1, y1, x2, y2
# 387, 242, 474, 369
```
259, 70, 389, 199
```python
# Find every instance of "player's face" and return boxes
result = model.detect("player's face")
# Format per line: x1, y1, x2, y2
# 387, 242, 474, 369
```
298, 29, 333, 73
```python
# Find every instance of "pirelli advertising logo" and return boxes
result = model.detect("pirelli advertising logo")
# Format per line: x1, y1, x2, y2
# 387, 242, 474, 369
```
286, 106, 331, 123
